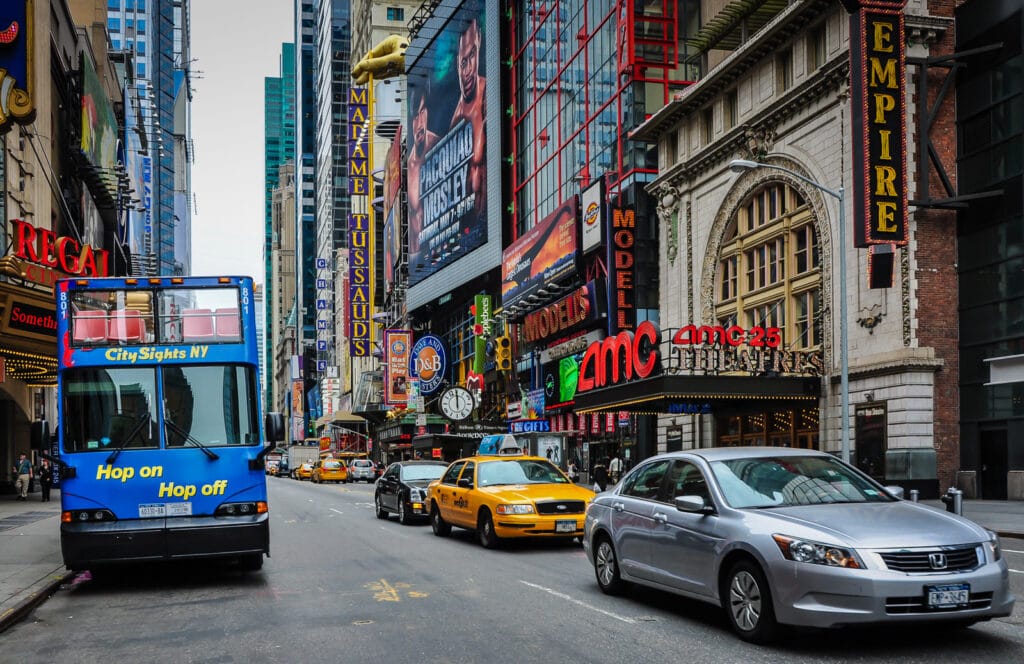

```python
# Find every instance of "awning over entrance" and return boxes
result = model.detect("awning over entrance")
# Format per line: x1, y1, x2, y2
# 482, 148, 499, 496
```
572, 374, 821, 414
316, 411, 367, 428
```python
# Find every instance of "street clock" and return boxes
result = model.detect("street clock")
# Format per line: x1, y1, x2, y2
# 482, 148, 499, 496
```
439, 387, 474, 422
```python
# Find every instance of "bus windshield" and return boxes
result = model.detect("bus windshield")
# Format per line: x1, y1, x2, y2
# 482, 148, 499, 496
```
163, 365, 257, 447
62, 367, 158, 452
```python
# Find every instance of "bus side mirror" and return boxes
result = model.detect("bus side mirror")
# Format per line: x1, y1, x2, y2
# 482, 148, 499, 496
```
30, 420, 49, 452
264, 413, 285, 444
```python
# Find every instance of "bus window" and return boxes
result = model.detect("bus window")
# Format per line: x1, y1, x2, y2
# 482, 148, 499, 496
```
158, 287, 241, 344
163, 365, 257, 447
62, 367, 158, 452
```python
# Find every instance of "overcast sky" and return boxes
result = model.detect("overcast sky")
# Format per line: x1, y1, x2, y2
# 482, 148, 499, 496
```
189, 1, 294, 284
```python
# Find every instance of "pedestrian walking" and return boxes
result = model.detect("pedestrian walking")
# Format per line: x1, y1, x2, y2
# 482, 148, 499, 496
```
37, 458, 54, 502
608, 454, 623, 484
12, 452, 33, 501
593, 459, 609, 492
567, 460, 579, 483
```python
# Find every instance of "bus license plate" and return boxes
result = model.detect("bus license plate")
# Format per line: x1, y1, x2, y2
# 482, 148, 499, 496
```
166, 502, 193, 516
555, 520, 576, 533
138, 503, 166, 518
927, 583, 970, 609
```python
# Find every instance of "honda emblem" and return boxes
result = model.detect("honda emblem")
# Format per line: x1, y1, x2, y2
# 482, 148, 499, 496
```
928, 552, 948, 570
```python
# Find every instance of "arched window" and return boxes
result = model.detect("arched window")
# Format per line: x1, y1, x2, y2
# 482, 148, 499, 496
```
716, 182, 821, 351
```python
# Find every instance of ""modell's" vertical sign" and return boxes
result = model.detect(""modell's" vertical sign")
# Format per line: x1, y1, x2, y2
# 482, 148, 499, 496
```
846, 0, 908, 247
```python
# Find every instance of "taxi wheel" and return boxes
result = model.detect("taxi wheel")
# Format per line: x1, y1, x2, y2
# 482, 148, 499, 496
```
374, 494, 389, 520
398, 500, 412, 525
724, 560, 780, 645
478, 510, 501, 549
431, 504, 451, 537
594, 536, 625, 595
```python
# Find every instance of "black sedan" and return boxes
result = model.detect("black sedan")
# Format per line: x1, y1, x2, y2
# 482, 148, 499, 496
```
375, 460, 449, 524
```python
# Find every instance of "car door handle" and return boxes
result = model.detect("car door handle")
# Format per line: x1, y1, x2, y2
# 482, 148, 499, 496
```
612, 502, 625, 512
653, 512, 668, 524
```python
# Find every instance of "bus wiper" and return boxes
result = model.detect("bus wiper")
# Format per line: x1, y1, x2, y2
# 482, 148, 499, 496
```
164, 420, 220, 460
106, 414, 153, 465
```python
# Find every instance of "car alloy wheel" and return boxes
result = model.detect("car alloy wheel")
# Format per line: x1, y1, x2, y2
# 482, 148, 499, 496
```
725, 561, 779, 644
374, 494, 389, 520
431, 504, 451, 537
398, 499, 412, 525
478, 510, 501, 549
594, 537, 625, 595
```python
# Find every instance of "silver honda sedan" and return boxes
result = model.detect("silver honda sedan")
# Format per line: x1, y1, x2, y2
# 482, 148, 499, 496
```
582, 447, 1015, 643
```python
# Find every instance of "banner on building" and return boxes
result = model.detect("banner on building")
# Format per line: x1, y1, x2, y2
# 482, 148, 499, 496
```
79, 53, 118, 200
472, 294, 492, 375
607, 207, 636, 332
580, 178, 604, 254
348, 212, 371, 355
0, 1, 35, 134
501, 198, 579, 310
384, 329, 412, 405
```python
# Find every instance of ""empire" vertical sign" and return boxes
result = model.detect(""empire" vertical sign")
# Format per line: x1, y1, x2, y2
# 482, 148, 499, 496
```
847, 0, 909, 247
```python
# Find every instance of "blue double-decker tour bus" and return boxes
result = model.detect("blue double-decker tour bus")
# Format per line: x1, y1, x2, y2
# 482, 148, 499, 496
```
46, 276, 283, 571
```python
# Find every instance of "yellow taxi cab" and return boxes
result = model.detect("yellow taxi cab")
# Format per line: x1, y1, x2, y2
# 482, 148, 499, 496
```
294, 462, 315, 481
312, 458, 349, 483
425, 435, 595, 548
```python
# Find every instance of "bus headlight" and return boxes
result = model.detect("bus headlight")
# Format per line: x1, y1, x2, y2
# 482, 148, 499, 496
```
215, 501, 268, 516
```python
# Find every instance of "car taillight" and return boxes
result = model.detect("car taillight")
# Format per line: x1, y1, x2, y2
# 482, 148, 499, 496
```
62, 510, 116, 523
215, 501, 266, 516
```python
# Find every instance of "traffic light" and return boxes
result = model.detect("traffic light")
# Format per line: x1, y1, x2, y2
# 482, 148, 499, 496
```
495, 336, 512, 371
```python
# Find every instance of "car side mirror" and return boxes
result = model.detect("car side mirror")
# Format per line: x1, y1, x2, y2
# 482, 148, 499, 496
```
675, 495, 714, 515
264, 413, 285, 443
884, 485, 905, 499
457, 478, 472, 488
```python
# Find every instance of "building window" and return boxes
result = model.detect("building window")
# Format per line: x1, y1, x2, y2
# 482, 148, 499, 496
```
137, 19, 146, 34
724, 89, 738, 130
807, 23, 827, 72
776, 47, 793, 92
108, 0, 121, 10
666, 130, 678, 167
386, 7, 404, 21
702, 107, 714, 145
108, 17, 121, 32
716, 182, 820, 352
137, 62, 146, 78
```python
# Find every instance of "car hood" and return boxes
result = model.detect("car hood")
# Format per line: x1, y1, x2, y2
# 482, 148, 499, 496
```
748, 501, 989, 548
478, 484, 595, 503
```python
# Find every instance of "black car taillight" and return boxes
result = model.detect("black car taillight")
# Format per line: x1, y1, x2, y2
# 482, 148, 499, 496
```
215, 501, 268, 516
62, 509, 116, 523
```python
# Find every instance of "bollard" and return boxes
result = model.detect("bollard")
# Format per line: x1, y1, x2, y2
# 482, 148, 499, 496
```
940, 487, 963, 515
909, 489, 919, 502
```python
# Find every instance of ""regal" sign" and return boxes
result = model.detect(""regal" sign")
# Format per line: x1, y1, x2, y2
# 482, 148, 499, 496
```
9, 218, 110, 278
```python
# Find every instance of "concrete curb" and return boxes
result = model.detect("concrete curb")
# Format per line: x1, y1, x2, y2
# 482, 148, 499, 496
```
0, 568, 75, 634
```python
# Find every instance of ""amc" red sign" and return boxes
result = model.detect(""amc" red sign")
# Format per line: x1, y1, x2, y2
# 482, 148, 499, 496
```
577, 320, 659, 393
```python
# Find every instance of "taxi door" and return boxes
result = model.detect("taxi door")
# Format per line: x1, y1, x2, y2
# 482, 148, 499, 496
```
449, 461, 476, 527
434, 461, 466, 525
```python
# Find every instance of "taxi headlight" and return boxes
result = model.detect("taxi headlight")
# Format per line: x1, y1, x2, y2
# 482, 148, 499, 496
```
772, 534, 864, 569
496, 504, 535, 515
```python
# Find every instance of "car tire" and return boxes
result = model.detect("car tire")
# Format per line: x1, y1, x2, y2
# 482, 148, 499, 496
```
240, 554, 264, 572
594, 536, 626, 595
398, 499, 412, 526
431, 504, 451, 537
374, 494, 389, 520
478, 510, 501, 549
724, 560, 780, 645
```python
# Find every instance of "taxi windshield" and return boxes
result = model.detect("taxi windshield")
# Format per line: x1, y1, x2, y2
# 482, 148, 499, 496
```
478, 459, 569, 486
322, 461, 342, 469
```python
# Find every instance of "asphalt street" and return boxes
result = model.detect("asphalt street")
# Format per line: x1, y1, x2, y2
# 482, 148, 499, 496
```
4, 477, 1022, 664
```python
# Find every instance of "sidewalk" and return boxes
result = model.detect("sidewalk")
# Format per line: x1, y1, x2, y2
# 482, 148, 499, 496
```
0, 489, 72, 634
0, 491, 1019, 634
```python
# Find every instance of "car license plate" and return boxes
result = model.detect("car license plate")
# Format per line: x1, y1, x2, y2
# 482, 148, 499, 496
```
138, 503, 166, 518
926, 583, 970, 609
555, 519, 577, 533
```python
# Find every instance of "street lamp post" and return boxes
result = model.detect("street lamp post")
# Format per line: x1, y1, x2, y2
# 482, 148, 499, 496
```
728, 159, 849, 464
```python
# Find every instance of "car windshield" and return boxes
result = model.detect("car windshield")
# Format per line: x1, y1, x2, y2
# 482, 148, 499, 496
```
477, 459, 570, 486
401, 464, 447, 481
353, 460, 372, 467
709, 456, 895, 508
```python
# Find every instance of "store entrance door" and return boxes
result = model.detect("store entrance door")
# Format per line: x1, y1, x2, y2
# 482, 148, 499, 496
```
979, 429, 1008, 500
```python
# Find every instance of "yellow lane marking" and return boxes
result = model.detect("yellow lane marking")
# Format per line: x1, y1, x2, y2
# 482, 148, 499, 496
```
365, 578, 429, 602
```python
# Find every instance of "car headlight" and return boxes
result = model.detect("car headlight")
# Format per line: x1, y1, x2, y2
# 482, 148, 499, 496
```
496, 504, 535, 515
409, 488, 425, 500
772, 534, 864, 569
985, 530, 1002, 562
